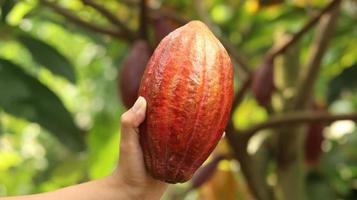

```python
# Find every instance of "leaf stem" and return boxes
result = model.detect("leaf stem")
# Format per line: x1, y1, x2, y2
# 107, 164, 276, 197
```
270, 0, 342, 58
244, 111, 355, 139
81, 0, 135, 38
139, 0, 148, 40
39, 0, 136, 41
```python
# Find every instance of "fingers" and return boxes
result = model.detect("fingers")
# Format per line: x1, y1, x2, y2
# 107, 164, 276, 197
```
121, 96, 147, 128
120, 96, 147, 142
222, 131, 226, 138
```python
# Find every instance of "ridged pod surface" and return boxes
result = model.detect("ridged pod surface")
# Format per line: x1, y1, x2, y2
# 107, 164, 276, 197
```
139, 21, 234, 183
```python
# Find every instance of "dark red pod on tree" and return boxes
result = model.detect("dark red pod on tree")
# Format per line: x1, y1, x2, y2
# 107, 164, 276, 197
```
305, 122, 324, 166
153, 15, 179, 44
138, 21, 234, 183
118, 40, 151, 108
252, 57, 275, 107
190, 154, 227, 190
305, 102, 326, 166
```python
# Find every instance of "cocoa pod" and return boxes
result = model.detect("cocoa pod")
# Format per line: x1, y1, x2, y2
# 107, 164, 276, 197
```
189, 154, 227, 190
305, 122, 324, 166
139, 21, 234, 183
118, 40, 151, 108
153, 15, 179, 44
252, 57, 275, 107
305, 102, 326, 166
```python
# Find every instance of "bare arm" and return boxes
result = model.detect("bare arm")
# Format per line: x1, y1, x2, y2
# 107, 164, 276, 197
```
2, 97, 167, 200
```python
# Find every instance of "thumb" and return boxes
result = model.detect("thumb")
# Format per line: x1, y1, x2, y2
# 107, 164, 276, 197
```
120, 96, 147, 142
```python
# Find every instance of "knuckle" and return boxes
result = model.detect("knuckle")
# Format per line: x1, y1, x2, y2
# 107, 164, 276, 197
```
120, 113, 132, 127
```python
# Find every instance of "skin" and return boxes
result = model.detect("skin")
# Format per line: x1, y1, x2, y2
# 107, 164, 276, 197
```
1, 97, 168, 200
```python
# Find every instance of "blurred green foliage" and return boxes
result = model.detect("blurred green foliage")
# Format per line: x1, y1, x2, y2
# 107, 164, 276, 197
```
0, 0, 356, 199
0, 0, 126, 195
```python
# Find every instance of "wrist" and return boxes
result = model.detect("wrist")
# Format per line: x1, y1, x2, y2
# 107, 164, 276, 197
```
107, 170, 168, 200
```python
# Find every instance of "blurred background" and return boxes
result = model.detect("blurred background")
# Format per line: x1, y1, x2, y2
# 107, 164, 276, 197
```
0, 0, 356, 199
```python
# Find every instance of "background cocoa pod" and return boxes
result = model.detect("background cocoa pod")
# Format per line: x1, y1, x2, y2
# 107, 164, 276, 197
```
139, 21, 234, 183
118, 40, 151, 108
252, 57, 275, 107
189, 154, 228, 190
305, 102, 327, 166
305, 122, 324, 166
152, 15, 179, 44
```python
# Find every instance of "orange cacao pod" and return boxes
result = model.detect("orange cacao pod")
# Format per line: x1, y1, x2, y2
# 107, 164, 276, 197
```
139, 21, 234, 183
118, 40, 151, 108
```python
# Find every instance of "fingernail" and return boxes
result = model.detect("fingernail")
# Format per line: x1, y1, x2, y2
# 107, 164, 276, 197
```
132, 96, 145, 113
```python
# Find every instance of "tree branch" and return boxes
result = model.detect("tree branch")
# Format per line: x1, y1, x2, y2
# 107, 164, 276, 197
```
0, 110, 3, 135
244, 112, 357, 139
232, 75, 253, 110
271, 5, 341, 199
225, 123, 273, 200
119, 0, 189, 25
120, 0, 251, 74
39, 0, 135, 41
225, 74, 271, 200
139, 0, 148, 39
270, 0, 342, 58
81, 0, 135, 38
220, 38, 251, 78
148, 7, 189, 25
193, 0, 217, 33
293, 4, 341, 109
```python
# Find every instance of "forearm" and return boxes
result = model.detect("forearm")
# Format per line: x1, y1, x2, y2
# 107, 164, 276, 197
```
1, 175, 167, 200
120, 179, 168, 200
2, 176, 124, 200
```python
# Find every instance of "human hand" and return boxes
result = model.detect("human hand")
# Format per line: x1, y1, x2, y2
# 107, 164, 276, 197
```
110, 96, 168, 200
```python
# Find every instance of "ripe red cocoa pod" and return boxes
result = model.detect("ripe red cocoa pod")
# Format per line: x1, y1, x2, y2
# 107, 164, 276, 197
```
252, 56, 275, 106
138, 21, 234, 183
118, 40, 151, 108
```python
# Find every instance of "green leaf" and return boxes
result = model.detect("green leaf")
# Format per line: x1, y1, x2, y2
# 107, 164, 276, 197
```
16, 34, 76, 83
1, 0, 17, 22
88, 112, 119, 179
328, 64, 357, 103
0, 58, 84, 151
